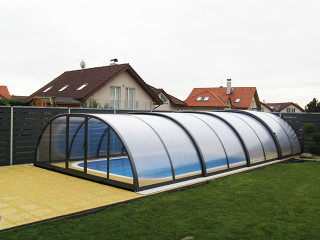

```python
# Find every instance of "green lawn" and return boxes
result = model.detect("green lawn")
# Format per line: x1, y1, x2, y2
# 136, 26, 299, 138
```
1, 161, 320, 240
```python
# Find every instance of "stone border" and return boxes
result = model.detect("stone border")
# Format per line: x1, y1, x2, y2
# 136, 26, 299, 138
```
292, 153, 320, 162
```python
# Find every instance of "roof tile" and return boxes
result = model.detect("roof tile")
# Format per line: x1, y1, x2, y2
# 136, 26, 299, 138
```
0, 86, 11, 99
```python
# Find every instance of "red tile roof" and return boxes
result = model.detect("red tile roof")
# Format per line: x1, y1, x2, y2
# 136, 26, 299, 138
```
148, 85, 187, 106
0, 86, 11, 99
185, 86, 260, 109
28, 64, 163, 105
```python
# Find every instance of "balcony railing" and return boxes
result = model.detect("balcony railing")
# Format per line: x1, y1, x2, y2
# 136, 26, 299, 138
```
87, 99, 155, 110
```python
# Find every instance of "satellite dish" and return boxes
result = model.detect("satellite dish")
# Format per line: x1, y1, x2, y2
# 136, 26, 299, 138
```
80, 60, 86, 69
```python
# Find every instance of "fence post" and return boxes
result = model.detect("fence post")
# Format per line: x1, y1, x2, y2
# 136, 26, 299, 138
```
10, 106, 13, 166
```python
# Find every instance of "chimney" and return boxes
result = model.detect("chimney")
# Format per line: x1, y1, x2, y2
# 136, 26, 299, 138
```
226, 79, 232, 95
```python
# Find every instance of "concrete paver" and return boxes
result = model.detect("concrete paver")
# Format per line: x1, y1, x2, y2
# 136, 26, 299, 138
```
0, 164, 140, 230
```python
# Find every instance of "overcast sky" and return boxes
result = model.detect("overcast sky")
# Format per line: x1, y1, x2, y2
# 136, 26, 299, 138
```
1, 0, 319, 108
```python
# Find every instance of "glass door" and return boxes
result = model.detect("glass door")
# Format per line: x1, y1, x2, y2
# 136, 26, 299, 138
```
125, 88, 135, 109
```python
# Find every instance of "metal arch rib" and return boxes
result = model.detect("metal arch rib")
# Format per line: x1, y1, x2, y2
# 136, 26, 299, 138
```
184, 112, 230, 169
226, 110, 283, 158
91, 115, 139, 190
227, 112, 267, 161
130, 115, 176, 181
261, 112, 294, 155
35, 113, 139, 191
181, 111, 251, 167
130, 112, 207, 177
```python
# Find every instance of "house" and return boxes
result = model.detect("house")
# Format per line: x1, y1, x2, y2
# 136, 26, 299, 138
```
0, 86, 11, 100
27, 63, 169, 110
183, 79, 261, 111
261, 102, 304, 113
148, 85, 187, 111
11, 95, 28, 101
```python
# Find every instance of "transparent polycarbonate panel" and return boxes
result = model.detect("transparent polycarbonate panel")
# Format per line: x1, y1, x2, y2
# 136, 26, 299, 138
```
266, 114, 301, 154
230, 113, 278, 160
108, 154, 134, 184
37, 125, 50, 163
110, 129, 124, 156
208, 112, 265, 164
96, 114, 173, 187
88, 118, 108, 158
68, 117, 85, 160
50, 117, 66, 163
244, 111, 292, 156
188, 113, 247, 168
158, 112, 229, 173
133, 115, 202, 179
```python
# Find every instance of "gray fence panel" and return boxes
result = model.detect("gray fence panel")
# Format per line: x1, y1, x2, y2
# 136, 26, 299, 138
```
0, 106, 11, 166
12, 107, 69, 164
279, 113, 320, 152
1, 106, 320, 167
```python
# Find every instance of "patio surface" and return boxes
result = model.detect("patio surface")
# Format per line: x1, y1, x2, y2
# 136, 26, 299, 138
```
0, 164, 140, 230
0, 158, 289, 231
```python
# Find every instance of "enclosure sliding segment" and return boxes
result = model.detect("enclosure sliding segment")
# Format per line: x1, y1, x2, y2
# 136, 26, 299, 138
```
35, 114, 136, 190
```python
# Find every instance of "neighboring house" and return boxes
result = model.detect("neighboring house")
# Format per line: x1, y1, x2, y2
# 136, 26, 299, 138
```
148, 85, 187, 111
27, 63, 164, 110
11, 95, 28, 101
183, 79, 261, 111
28, 97, 82, 107
0, 86, 11, 100
261, 102, 304, 113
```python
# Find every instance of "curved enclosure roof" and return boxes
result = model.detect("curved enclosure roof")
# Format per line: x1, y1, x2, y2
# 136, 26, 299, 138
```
35, 111, 301, 191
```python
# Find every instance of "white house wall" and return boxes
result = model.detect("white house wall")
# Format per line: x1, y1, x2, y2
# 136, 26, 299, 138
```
86, 71, 155, 110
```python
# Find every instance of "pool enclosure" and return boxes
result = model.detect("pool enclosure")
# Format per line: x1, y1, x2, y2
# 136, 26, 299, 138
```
35, 111, 301, 191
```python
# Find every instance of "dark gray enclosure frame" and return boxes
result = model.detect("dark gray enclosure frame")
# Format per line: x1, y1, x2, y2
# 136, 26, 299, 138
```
34, 111, 301, 192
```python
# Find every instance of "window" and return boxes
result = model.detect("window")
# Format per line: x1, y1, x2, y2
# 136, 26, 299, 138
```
203, 96, 210, 101
58, 85, 69, 92
43, 86, 53, 92
159, 94, 168, 104
292, 108, 295, 112
196, 96, 202, 101
125, 88, 135, 109
110, 86, 121, 109
76, 83, 88, 91
235, 98, 241, 103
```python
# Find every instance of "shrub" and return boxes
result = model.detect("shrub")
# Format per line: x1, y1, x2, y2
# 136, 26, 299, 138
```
89, 100, 101, 108
303, 123, 315, 134
0, 98, 10, 106
308, 143, 320, 155
312, 133, 320, 145
9, 99, 27, 106
104, 101, 110, 109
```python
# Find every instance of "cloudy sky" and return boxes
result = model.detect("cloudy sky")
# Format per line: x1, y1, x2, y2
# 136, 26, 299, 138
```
1, 0, 319, 108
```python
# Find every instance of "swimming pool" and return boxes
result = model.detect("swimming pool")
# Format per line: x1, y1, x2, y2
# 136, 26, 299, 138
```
73, 157, 133, 178
71, 157, 232, 179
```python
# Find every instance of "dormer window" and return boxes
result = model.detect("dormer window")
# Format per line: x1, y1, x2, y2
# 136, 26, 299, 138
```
196, 96, 202, 102
43, 86, 53, 93
58, 85, 69, 92
159, 93, 168, 104
203, 96, 210, 101
235, 98, 241, 103
76, 83, 88, 91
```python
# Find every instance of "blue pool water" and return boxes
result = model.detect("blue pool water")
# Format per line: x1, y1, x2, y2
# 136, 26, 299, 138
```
76, 157, 242, 179
78, 158, 133, 177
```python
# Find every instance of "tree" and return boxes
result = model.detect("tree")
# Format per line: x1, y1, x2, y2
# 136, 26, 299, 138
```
305, 98, 320, 112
